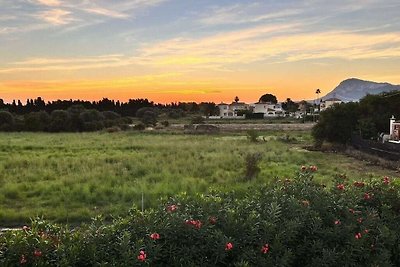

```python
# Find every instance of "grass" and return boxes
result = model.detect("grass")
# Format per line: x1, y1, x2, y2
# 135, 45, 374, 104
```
0, 130, 396, 226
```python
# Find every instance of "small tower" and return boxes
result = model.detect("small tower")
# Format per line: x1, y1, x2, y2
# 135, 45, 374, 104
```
390, 115, 396, 137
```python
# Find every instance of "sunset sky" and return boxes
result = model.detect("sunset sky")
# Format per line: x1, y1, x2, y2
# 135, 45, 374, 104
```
1, 0, 400, 103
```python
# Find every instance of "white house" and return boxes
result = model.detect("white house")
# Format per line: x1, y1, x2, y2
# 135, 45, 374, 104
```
320, 98, 342, 111
252, 102, 284, 118
217, 100, 286, 119
217, 102, 249, 118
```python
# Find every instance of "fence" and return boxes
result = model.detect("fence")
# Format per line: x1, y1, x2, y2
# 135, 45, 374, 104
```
351, 135, 400, 161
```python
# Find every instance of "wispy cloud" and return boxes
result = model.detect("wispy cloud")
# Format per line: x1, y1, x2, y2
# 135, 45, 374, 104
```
35, 0, 62, 7
199, 3, 302, 26
82, 7, 128, 19
138, 24, 400, 69
0, 54, 136, 73
1, 0, 168, 33
36, 9, 74, 25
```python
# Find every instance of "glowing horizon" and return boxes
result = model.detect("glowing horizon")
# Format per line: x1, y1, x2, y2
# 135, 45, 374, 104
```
1, 0, 400, 103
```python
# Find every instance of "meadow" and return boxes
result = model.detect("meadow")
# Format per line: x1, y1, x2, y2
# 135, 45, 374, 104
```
0, 130, 396, 226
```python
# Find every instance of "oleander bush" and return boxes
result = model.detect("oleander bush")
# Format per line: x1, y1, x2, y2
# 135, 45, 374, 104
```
1, 168, 399, 266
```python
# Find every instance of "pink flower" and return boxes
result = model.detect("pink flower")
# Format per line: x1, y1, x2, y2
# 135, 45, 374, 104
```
334, 220, 341, 225
185, 219, 202, 229
208, 216, 217, 225
336, 184, 345, 190
364, 193, 372, 200
167, 204, 178, 213
349, 208, 355, 214
33, 249, 42, 258
150, 233, 160, 240
22, 225, 30, 231
301, 166, 307, 171
353, 181, 365, 187
357, 217, 363, 223
20, 255, 27, 265
383, 176, 390, 185
309, 165, 318, 172
364, 229, 369, 234
261, 244, 270, 254
137, 250, 147, 262
225, 242, 233, 251
355, 232, 362, 239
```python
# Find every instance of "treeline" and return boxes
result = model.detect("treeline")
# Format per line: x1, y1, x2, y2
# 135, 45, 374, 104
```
0, 107, 132, 132
312, 91, 400, 145
0, 97, 219, 117
0, 97, 221, 132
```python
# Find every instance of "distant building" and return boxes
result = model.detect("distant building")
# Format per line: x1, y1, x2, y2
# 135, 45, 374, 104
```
389, 116, 400, 143
217, 102, 249, 118
252, 102, 284, 118
320, 98, 342, 111
217, 101, 284, 118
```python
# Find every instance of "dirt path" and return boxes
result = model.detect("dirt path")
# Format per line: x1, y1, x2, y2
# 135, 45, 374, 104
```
170, 123, 315, 132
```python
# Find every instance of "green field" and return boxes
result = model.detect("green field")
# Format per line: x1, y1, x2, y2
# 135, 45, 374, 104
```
0, 131, 396, 226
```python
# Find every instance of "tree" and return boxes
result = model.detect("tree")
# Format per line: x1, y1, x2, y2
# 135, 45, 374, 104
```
282, 98, 299, 113
49, 110, 71, 132
234, 96, 240, 103
315, 89, 321, 110
140, 111, 158, 126
0, 111, 15, 131
24, 111, 50, 131
79, 110, 105, 131
312, 102, 360, 145
259, 94, 277, 104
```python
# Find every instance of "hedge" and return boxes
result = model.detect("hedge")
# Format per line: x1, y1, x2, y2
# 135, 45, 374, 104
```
1, 167, 399, 266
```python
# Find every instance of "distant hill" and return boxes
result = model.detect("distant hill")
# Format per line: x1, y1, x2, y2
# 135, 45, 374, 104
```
321, 78, 400, 102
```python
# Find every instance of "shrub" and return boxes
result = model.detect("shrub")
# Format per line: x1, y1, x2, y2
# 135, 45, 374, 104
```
312, 102, 359, 145
106, 126, 121, 133
246, 130, 259, 142
244, 152, 263, 180
0, 111, 15, 131
132, 123, 146, 130
141, 111, 158, 126
102, 111, 121, 120
168, 110, 184, 119
24, 111, 50, 131
48, 110, 71, 132
1, 170, 400, 266
191, 116, 205, 124
136, 107, 157, 118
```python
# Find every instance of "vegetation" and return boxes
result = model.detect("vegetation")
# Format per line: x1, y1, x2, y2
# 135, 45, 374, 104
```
258, 94, 278, 104
0, 97, 220, 118
0, 107, 132, 132
313, 91, 400, 145
191, 116, 205, 124
281, 98, 299, 113
1, 170, 399, 266
0, 131, 396, 226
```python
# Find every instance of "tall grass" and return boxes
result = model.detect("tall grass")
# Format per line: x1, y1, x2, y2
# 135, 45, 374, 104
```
0, 131, 396, 226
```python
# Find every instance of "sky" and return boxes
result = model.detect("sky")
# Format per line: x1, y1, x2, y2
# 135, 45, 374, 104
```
0, 0, 400, 103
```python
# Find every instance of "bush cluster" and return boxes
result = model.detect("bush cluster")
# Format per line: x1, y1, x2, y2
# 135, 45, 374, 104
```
0, 107, 132, 132
1, 169, 399, 266
312, 91, 400, 145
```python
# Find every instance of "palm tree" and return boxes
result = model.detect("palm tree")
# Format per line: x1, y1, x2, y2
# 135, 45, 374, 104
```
315, 89, 321, 111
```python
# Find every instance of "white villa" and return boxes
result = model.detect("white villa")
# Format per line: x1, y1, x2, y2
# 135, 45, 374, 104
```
320, 98, 342, 111
252, 102, 284, 117
216, 101, 284, 118
217, 102, 250, 118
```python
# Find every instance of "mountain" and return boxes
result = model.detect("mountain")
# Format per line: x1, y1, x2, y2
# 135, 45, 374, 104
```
321, 78, 400, 102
